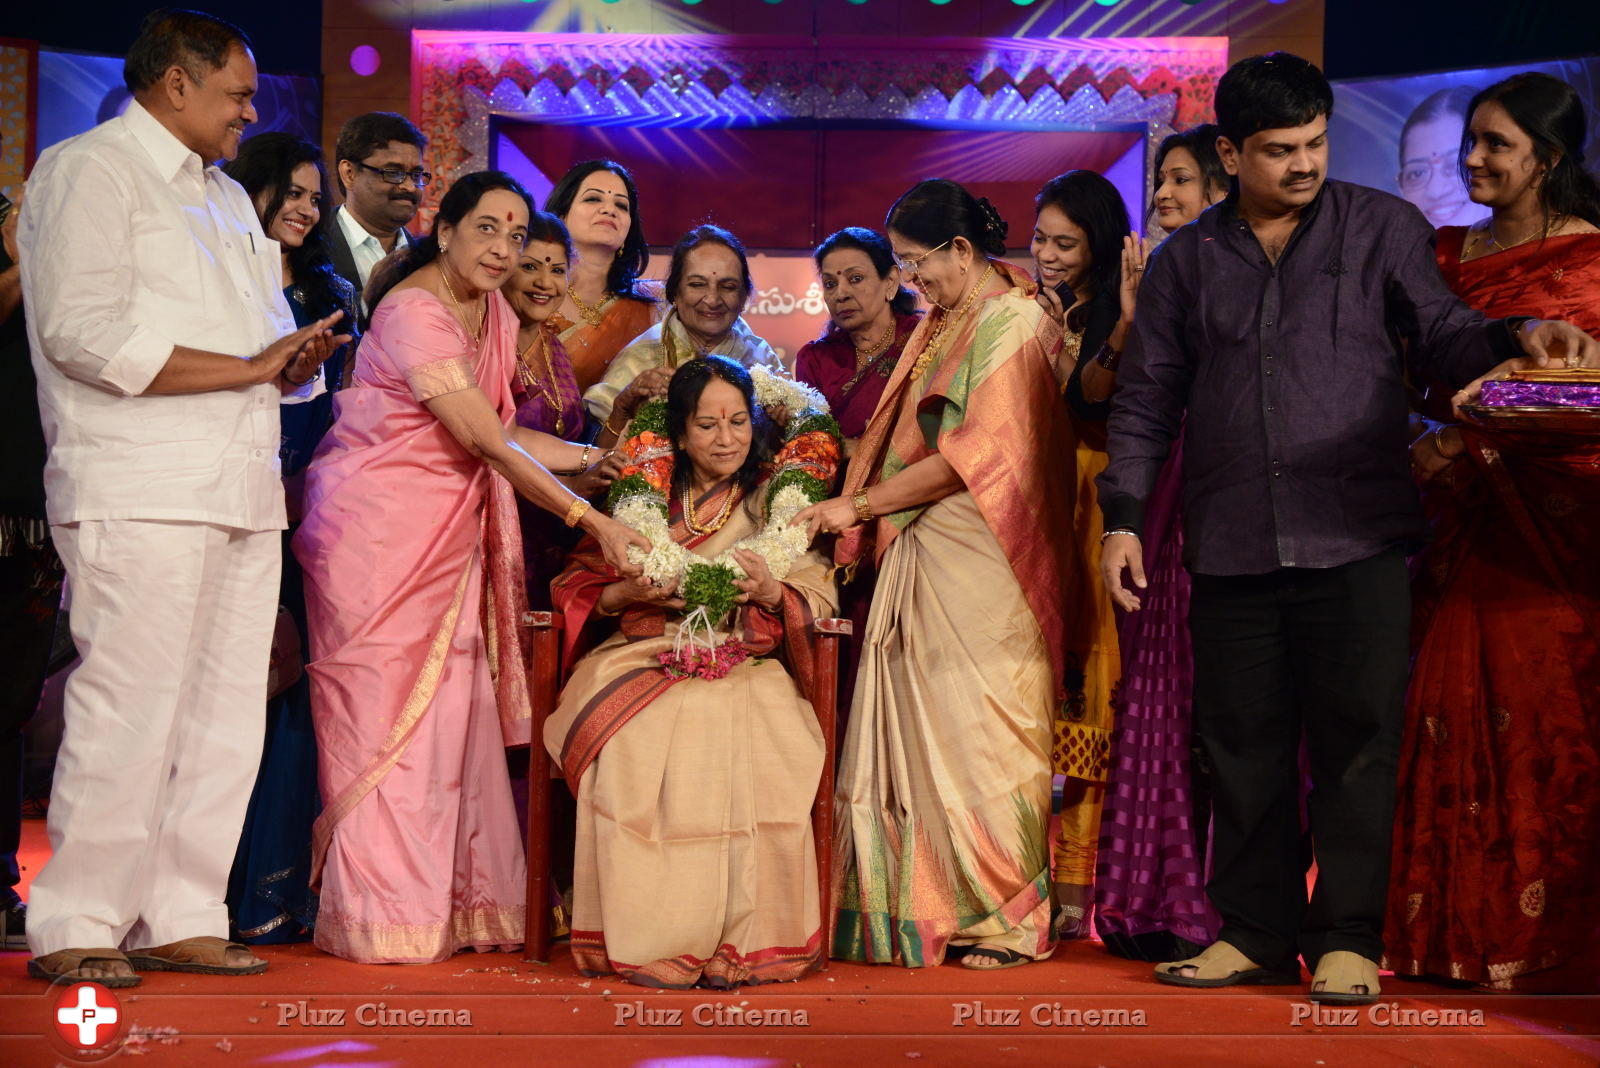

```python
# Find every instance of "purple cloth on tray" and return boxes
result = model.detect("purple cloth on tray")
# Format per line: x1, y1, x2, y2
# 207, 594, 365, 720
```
1481, 380, 1600, 407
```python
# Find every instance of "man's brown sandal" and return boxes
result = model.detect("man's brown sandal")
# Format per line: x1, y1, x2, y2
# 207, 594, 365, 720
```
27, 947, 142, 987
1155, 940, 1299, 988
126, 936, 267, 976
1309, 950, 1381, 1006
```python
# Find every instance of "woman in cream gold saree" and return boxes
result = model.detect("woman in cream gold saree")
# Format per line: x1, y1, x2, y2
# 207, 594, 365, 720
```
546, 356, 841, 988
797, 179, 1079, 970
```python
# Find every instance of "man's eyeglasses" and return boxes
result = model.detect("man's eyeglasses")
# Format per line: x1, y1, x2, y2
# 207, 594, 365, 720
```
354, 161, 432, 189
892, 239, 950, 276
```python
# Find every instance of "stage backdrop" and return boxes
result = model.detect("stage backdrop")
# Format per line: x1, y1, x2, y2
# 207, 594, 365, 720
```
35, 49, 321, 157
1328, 56, 1600, 231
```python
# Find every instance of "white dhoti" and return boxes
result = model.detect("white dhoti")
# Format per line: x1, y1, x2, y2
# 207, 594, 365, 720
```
27, 519, 278, 956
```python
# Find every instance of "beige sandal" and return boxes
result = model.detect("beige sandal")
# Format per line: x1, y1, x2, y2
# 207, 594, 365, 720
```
1309, 950, 1381, 1006
1155, 940, 1299, 988
28, 947, 142, 987
127, 936, 267, 976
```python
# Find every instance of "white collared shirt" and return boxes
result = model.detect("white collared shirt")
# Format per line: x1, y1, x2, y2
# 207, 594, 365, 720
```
19, 101, 301, 531
336, 203, 409, 293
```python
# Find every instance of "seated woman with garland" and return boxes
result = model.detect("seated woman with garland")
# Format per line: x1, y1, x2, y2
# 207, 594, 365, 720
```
544, 355, 842, 988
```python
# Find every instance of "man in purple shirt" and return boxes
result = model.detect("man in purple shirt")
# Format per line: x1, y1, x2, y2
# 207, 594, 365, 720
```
1097, 54, 1598, 1006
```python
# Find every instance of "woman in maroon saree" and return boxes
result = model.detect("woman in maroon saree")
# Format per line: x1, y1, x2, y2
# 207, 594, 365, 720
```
793, 227, 921, 714
504, 212, 624, 610
1385, 73, 1600, 989
794, 228, 921, 447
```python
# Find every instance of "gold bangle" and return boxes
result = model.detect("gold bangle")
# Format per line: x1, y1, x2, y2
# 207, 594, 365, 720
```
1431, 428, 1461, 461
564, 498, 590, 528
580, 443, 594, 470
594, 596, 621, 617
605, 408, 628, 437
852, 489, 874, 523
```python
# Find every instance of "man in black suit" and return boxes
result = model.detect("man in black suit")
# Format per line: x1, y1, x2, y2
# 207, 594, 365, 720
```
326, 112, 428, 306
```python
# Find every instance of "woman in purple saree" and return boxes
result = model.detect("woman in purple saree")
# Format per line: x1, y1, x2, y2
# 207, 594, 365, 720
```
1092, 127, 1228, 960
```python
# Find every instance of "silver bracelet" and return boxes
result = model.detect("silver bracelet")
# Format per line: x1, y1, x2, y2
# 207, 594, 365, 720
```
1101, 528, 1138, 541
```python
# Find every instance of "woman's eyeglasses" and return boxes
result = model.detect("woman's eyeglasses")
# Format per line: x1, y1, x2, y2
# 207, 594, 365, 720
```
892, 239, 950, 275
354, 161, 432, 189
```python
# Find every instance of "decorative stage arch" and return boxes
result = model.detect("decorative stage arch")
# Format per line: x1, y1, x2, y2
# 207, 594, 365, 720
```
411, 31, 1228, 226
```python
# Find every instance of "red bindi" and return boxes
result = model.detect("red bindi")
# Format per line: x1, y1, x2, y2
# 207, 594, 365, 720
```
506, 212, 514, 222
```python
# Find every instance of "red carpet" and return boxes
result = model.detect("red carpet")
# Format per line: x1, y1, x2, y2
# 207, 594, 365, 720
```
3, 819, 1597, 1067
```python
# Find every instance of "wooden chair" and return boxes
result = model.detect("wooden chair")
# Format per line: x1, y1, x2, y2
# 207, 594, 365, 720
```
516, 610, 852, 968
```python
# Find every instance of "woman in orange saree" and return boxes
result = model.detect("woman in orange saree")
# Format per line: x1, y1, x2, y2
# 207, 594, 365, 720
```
542, 160, 663, 394
1384, 73, 1600, 989
545, 357, 839, 988
798, 179, 1079, 971
295, 173, 646, 964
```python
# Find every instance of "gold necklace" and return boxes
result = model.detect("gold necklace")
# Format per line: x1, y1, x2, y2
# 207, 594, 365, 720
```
568, 286, 612, 327
682, 481, 741, 536
516, 330, 568, 437
1480, 212, 1563, 252
853, 318, 896, 369
910, 264, 994, 381
439, 264, 483, 345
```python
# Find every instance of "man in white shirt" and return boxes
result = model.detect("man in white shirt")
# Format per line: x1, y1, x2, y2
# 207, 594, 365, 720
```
18, 9, 345, 987
324, 111, 428, 304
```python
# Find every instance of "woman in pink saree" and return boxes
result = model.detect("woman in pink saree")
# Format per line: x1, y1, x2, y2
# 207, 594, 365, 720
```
294, 172, 646, 964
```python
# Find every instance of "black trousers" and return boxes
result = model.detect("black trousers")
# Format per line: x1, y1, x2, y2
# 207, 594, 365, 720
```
0, 538, 65, 907
1188, 547, 1409, 968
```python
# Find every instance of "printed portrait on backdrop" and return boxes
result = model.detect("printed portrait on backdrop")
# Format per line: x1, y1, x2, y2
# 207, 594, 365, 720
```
1329, 56, 1600, 229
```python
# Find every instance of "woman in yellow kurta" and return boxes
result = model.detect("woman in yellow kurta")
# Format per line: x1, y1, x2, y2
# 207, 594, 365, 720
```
1030, 170, 1142, 938
798, 179, 1079, 970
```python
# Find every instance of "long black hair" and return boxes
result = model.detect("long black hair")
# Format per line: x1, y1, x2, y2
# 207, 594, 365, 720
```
1034, 170, 1129, 308
1463, 72, 1600, 229
222, 132, 348, 318
813, 227, 918, 317
665, 356, 773, 501
1151, 123, 1229, 219
885, 178, 1008, 258
545, 159, 653, 303
365, 170, 535, 315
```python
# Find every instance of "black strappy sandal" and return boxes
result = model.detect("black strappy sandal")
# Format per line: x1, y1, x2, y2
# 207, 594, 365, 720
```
960, 946, 1031, 970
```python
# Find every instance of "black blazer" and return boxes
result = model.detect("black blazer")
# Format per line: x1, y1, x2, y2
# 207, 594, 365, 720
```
323, 209, 415, 303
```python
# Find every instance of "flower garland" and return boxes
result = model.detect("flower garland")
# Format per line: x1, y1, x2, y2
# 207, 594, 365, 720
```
605, 366, 843, 654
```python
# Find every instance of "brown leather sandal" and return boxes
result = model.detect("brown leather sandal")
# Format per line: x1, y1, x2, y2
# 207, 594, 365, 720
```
126, 936, 267, 976
27, 947, 142, 987
1155, 940, 1300, 988
1309, 950, 1381, 1006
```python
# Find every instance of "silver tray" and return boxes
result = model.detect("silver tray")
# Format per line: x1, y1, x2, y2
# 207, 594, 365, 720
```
1459, 403, 1600, 434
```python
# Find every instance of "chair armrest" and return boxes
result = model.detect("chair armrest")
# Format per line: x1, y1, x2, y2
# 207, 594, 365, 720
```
813, 617, 853, 638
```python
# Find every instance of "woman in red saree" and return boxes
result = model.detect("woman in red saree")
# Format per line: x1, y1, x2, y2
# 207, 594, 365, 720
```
798, 180, 1079, 971
1385, 73, 1600, 989
545, 356, 839, 988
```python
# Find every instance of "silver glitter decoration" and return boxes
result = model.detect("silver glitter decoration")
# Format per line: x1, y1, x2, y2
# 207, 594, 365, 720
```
421, 34, 1221, 213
